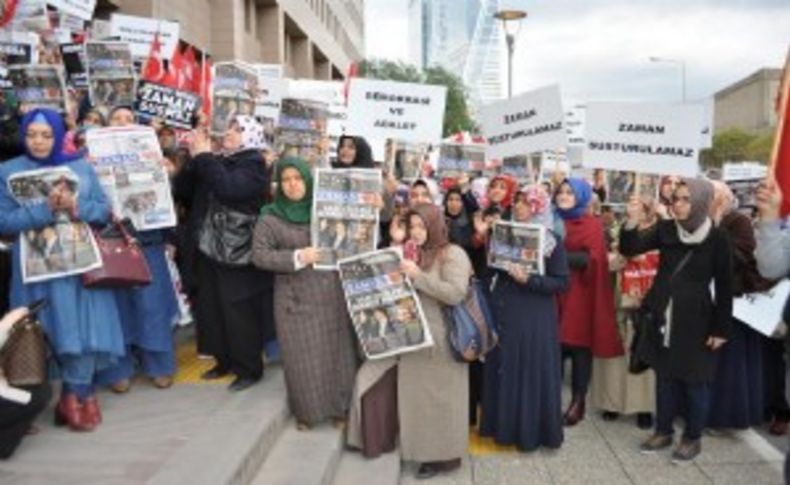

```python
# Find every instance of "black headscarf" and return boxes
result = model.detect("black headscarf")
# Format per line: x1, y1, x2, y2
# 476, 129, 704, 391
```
334, 135, 374, 169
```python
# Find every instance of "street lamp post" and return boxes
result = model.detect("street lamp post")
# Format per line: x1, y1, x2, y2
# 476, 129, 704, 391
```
649, 56, 686, 102
494, 9, 527, 99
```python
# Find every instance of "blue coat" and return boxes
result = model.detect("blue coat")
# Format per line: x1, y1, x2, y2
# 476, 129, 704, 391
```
0, 156, 125, 364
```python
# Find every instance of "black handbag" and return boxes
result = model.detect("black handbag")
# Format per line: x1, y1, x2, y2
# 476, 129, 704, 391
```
628, 249, 694, 374
198, 197, 257, 266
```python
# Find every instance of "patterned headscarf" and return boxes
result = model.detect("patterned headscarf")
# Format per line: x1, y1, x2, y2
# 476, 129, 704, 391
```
517, 184, 558, 257
407, 203, 450, 271
21, 108, 84, 166
235, 115, 267, 151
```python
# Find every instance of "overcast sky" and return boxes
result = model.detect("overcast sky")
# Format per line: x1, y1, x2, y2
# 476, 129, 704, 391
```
365, 0, 790, 105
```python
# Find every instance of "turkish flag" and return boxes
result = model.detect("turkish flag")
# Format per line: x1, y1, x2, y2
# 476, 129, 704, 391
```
343, 62, 358, 104
141, 32, 165, 83
198, 58, 213, 119
0, 0, 18, 28
180, 46, 198, 93
773, 49, 790, 216
160, 46, 183, 88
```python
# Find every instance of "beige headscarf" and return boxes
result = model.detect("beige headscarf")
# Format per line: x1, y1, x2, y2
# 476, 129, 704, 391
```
710, 180, 736, 225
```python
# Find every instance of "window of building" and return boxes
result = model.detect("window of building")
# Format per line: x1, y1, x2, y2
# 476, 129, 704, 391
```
245, 0, 252, 33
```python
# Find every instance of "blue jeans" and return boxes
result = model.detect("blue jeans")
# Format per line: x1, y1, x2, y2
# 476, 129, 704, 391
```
655, 371, 710, 441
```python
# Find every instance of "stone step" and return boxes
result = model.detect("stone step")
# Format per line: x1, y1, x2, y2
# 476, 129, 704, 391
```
250, 422, 344, 485
331, 449, 401, 485
148, 368, 290, 485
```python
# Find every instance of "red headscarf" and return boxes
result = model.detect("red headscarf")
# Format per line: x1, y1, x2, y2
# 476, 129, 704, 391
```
407, 203, 450, 271
487, 174, 518, 210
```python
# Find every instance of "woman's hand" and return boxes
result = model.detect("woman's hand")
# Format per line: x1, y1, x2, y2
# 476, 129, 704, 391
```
506, 262, 530, 284
389, 218, 406, 244
384, 173, 399, 195
473, 212, 489, 236
297, 247, 322, 266
706, 336, 727, 350
756, 178, 782, 222
400, 259, 421, 279
371, 193, 385, 211
189, 128, 212, 156
457, 173, 470, 192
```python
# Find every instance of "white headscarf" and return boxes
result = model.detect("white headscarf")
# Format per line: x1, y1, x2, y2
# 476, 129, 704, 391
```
235, 115, 268, 151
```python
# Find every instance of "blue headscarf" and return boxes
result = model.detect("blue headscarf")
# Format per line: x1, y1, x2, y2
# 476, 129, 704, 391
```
20, 108, 84, 166
555, 177, 592, 220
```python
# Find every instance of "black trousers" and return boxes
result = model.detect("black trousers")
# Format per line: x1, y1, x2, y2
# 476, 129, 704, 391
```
0, 383, 51, 459
562, 345, 593, 397
763, 338, 789, 420
195, 256, 268, 380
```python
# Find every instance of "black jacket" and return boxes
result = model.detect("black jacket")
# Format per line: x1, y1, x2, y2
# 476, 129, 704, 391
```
620, 220, 734, 382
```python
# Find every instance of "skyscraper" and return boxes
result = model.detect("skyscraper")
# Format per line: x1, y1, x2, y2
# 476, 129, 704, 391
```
408, 0, 503, 112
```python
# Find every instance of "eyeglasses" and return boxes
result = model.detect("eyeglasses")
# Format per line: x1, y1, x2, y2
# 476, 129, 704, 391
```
671, 195, 691, 204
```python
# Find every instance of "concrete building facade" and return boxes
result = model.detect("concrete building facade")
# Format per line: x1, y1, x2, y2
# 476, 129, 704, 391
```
714, 68, 781, 134
98, 0, 365, 80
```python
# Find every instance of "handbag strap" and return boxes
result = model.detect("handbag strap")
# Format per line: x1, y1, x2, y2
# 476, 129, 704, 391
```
670, 249, 694, 281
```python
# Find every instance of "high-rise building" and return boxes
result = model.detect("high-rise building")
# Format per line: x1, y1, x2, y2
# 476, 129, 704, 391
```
97, 0, 365, 80
408, 0, 502, 111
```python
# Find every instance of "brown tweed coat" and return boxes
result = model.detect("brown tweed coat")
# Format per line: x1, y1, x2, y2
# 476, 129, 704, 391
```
252, 214, 359, 425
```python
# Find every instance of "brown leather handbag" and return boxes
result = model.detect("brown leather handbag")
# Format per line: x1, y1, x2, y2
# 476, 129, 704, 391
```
82, 218, 152, 288
0, 314, 48, 386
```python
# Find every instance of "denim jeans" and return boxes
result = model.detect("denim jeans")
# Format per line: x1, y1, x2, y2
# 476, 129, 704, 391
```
655, 371, 710, 441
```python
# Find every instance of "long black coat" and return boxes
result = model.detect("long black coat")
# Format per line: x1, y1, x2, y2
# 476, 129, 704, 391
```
619, 220, 734, 383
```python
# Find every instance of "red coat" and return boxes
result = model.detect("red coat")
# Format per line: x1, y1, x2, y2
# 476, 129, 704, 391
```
557, 215, 623, 358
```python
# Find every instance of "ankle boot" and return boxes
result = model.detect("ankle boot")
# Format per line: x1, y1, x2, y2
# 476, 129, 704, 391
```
81, 396, 102, 427
55, 394, 93, 432
563, 395, 586, 426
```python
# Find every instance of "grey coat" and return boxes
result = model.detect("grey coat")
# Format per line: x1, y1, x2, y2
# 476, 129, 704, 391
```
252, 214, 359, 425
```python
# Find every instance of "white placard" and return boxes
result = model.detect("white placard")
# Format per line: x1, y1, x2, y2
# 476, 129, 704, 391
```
59, 12, 85, 32
698, 97, 714, 149
109, 14, 180, 59
346, 78, 446, 144
722, 162, 767, 182
480, 84, 567, 160
582, 102, 704, 177
732, 280, 789, 337
255, 63, 283, 79
255, 76, 287, 119
48, 0, 96, 21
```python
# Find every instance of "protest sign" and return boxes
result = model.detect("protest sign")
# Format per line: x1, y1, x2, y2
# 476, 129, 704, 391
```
7, 166, 102, 283
732, 279, 789, 337
277, 98, 329, 167
9, 0, 50, 32
134, 81, 201, 130
0, 39, 36, 88
437, 143, 486, 179
287, 80, 349, 161
48, 0, 95, 21
384, 139, 426, 180
582, 102, 704, 177
254, 75, 286, 141
564, 104, 586, 166
312, 168, 382, 270
488, 220, 545, 275
501, 155, 540, 183
723, 162, 767, 213
58, 12, 85, 32
60, 42, 87, 88
480, 85, 567, 160
254, 63, 283, 79
211, 61, 258, 134
85, 41, 136, 111
109, 13, 179, 59
698, 97, 714, 149
86, 126, 177, 231
604, 170, 659, 205
5, 64, 67, 112
346, 78, 446, 144
338, 248, 433, 359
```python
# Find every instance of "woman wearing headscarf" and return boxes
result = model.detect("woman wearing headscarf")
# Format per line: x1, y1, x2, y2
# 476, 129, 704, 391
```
397, 203, 472, 479
443, 174, 485, 278
0, 108, 124, 431
470, 175, 519, 261
185, 115, 273, 391
93, 102, 180, 393
252, 158, 358, 428
554, 177, 622, 426
620, 178, 733, 463
707, 181, 770, 431
480, 184, 569, 451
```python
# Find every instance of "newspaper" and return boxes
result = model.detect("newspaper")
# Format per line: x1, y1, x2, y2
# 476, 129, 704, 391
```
277, 98, 330, 168
437, 143, 486, 179
211, 61, 258, 134
7, 166, 102, 283
85, 41, 137, 112
312, 168, 382, 270
9, 0, 50, 32
488, 220, 545, 275
134, 81, 201, 130
338, 248, 433, 360
4, 64, 67, 112
384, 139, 425, 180
500, 154, 541, 183
60, 42, 88, 89
606, 170, 659, 205
86, 126, 176, 231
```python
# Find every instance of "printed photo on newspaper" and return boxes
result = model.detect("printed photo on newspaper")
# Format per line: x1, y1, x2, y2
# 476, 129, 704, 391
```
437, 143, 486, 179
384, 138, 426, 181
86, 126, 177, 230
277, 98, 330, 168
85, 41, 136, 111
5, 64, 67, 112
338, 248, 433, 360
488, 220, 545, 275
7, 166, 102, 283
312, 168, 382, 270
211, 61, 258, 134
